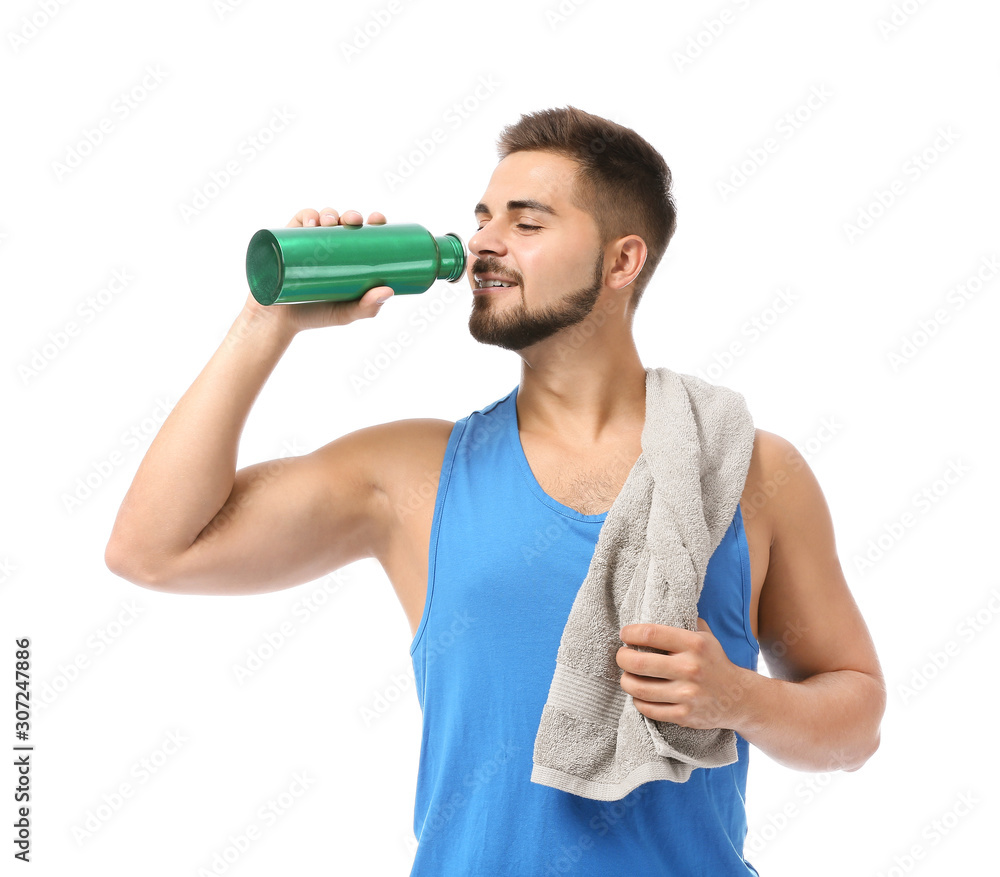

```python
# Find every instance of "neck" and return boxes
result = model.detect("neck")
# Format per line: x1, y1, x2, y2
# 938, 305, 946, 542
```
514, 319, 647, 445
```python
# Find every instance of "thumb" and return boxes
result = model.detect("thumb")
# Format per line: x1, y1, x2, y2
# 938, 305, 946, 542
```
364, 286, 394, 315
696, 617, 713, 635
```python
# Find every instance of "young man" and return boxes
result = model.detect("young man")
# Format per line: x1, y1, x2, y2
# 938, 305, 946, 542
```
106, 106, 885, 874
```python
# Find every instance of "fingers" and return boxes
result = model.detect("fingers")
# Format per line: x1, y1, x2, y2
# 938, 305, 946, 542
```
616, 644, 698, 681
361, 285, 394, 310
287, 208, 319, 228
620, 623, 701, 653
620, 671, 690, 705
287, 208, 387, 228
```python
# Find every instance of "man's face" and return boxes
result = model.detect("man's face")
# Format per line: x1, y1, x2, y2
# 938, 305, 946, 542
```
467, 150, 606, 352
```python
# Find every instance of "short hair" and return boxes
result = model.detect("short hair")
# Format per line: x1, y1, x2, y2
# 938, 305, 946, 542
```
496, 106, 676, 311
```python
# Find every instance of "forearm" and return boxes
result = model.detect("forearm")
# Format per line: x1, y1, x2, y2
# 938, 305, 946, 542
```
730, 667, 885, 772
106, 304, 296, 575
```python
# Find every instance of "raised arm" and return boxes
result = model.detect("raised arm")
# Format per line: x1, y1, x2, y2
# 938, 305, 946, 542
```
105, 208, 396, 595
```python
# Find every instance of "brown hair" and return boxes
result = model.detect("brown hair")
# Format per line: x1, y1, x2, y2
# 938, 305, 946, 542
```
496, 106, 676, 311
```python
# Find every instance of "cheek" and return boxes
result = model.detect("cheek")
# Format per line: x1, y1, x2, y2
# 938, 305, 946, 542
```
521, 240, 573, 287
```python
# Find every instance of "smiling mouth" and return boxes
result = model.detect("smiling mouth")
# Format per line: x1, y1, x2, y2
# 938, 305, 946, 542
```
473, 273, 518, 290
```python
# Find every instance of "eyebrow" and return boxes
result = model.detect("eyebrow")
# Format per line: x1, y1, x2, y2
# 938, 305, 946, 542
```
474, 198, 558, 217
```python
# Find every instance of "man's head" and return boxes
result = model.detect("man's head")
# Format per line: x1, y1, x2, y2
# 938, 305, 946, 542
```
467, 106, 676, 353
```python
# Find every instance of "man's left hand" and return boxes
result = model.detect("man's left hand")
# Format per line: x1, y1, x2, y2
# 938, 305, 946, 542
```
617, 619, 752, 730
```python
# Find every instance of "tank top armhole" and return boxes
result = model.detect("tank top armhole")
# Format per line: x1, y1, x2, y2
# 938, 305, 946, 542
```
734, 502, 761, 658
409, 417, 469, 658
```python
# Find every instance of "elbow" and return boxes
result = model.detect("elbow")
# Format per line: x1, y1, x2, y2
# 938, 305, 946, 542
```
842, 679, 886, 772
104, 536, 173, 593
843, 728, 881, 772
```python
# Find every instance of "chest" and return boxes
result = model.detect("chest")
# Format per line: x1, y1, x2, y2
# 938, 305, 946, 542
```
518, 433, 643, 516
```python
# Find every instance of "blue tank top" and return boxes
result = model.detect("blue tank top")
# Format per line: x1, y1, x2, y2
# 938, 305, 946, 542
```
408, 386, 761, 876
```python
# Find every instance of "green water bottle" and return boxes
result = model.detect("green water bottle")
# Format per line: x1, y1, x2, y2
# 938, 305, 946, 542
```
245, 222, 466, 305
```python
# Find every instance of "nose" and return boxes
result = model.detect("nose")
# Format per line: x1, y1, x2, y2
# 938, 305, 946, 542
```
468, 222, 507, 259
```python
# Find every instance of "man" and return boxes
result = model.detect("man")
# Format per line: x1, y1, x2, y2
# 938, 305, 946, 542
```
106, 106, 885, 874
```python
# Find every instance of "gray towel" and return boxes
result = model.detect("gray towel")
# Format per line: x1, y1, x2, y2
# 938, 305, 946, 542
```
530, 366, 755, 801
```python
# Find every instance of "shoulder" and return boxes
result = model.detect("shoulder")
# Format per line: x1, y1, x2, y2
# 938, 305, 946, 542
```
305, 417, 454, 502
356, 418, 456, 494
747, 428, 809, 485
742, 428, 834, 545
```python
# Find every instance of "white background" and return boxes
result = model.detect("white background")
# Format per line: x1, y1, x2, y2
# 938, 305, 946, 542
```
3, 0, 998, 874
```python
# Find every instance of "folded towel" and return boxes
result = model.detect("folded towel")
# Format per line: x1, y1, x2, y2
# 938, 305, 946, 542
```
530, 366, 755, 801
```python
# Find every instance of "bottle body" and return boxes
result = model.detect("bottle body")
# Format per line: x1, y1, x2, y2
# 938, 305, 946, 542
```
246, 222, 466, 305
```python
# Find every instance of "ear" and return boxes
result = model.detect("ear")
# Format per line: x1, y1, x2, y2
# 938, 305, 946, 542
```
605, 235, 647, 291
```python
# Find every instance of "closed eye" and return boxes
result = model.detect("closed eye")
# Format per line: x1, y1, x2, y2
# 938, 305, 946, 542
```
474, 222, 542, 231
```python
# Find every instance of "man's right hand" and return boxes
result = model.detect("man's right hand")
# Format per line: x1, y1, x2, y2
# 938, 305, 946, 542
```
105, 202, 451, 611
241, 207, 395, 334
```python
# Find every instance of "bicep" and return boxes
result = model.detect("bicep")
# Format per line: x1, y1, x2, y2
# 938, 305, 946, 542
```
755, 433, 882, 683
161, 429, 386, 595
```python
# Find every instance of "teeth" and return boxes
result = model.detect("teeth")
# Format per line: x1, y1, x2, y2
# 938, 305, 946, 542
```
476, 278, 515, 288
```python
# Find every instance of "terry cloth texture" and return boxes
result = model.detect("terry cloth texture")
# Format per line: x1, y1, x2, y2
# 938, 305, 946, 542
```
530, 366, 756, 801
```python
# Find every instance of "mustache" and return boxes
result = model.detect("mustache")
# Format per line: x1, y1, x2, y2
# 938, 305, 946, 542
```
472, 257, 523, 286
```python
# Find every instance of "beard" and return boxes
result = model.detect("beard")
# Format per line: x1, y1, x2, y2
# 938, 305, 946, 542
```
468, 250, 605, 352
